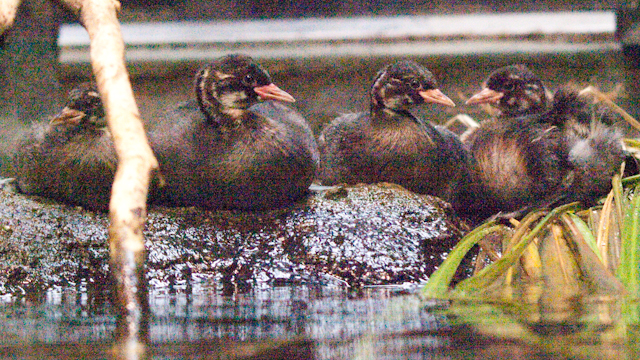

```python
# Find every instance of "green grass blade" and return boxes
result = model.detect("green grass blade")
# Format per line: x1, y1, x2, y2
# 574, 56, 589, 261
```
624, 138, 640, 149
421, 222, 502, 298
616, 184, 640, 295
567, 213, 602, 263
455, 203, 578, 294
622, 174, 640, 187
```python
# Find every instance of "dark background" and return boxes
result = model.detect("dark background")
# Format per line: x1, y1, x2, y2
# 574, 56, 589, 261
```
118, 0, 617, 22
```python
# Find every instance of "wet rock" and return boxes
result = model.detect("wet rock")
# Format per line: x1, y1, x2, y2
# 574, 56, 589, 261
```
0, 182, 469, 294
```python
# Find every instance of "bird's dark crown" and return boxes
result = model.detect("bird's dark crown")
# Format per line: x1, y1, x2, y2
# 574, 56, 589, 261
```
370, 60, 439, 113
52, 82, 106, 129
69, 83, 104, 115
195, 54, 273, 121
485, 64, 540, 91
485, 64, 548, 116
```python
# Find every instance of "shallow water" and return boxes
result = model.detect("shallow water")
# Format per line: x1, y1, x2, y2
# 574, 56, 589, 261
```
1, 279, 638, 359
8, 49, 640, 358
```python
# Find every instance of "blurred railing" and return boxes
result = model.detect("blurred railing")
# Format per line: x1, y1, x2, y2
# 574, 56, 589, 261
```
57, 11, 618, 76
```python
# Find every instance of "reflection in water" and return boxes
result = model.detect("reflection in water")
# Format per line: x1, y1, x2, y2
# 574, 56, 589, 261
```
0, 277, 637, 359
0, 280, 449, 359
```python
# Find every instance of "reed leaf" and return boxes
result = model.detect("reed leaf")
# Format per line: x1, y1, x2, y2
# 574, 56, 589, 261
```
562, 214, 626, 294
615, 184, 640, 295
454, 203, 578, 295
520, 240, 542, 282
566, 213, 602, 263
421, 222, 502, 298
612, 174, 625, 230
622, 174, 640, 187
580, 86, 640, 132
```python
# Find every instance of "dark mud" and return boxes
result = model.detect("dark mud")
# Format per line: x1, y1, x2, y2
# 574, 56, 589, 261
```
0, 182, 469, 295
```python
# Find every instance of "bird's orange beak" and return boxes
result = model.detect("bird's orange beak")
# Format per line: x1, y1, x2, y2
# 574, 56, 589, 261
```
50, 107, 85, 126
465, 87, 504, 105
419, 89, 456, 107
254, 83, 295, 103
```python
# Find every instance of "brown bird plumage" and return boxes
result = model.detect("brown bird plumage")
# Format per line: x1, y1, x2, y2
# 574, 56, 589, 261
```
318, 60, 471, 203
148, 54, 319, 210
9, 83, 116, 211
460, 65, 625, 222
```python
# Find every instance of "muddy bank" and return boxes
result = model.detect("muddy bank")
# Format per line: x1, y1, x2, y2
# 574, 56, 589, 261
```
0, 182, 470, 295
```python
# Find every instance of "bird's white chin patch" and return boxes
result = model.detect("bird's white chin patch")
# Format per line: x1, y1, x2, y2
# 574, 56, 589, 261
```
383, 95, 410, 111
218, 91, 249, 111
221, 108, 247, 119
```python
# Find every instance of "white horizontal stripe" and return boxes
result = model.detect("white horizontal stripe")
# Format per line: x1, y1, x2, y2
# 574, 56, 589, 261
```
58, 11, 616, 47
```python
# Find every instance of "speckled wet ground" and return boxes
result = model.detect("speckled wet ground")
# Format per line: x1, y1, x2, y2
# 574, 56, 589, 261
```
0, 182, 470, 292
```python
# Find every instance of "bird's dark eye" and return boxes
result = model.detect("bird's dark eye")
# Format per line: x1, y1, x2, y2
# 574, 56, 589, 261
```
503, 82, 516, 92
409, 79, 421, 90
242, 73, 254, 86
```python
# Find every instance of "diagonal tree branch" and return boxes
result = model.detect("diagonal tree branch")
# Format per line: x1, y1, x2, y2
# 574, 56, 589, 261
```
59, 0, 158, 355
0, 0, 21, 31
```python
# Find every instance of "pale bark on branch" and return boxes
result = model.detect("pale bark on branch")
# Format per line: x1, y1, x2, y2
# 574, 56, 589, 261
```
0, 0, 20, 31
62, 0, 157, 248
61, 0, 158, 354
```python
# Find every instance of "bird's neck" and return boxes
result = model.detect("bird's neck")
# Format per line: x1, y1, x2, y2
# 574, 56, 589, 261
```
499, 97, 547, 118
199, 98, 250, 127
371, 106, 417, 126
220, 107, 249, 121
202, 105, 269, 133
